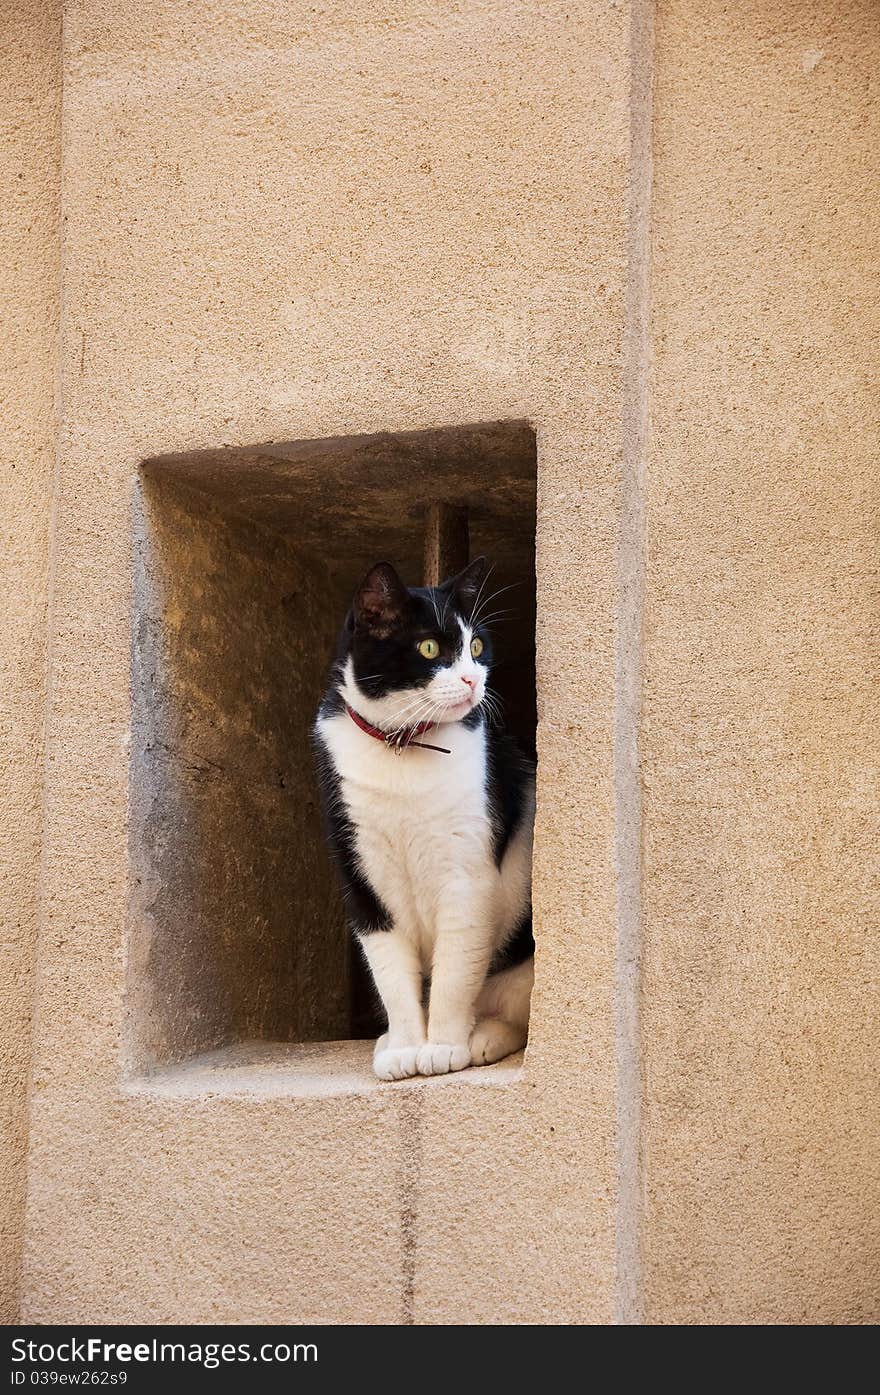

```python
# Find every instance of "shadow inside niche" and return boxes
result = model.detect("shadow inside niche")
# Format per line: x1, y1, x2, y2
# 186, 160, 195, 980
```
130, 420, 537, 1070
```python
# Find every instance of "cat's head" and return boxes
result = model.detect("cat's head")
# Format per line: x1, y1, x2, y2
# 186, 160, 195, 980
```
338, 557, 492, 730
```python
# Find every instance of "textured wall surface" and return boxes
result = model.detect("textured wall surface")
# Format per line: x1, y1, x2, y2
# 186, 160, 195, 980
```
20, 0, 632, 1322
643, 0, 880, 1323
130, 476, 347, 1066
7, 0, 878, 1325
0, 0, 60, 1324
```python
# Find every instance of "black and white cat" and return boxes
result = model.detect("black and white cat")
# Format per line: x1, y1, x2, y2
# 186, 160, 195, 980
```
314, 557, 535, 1080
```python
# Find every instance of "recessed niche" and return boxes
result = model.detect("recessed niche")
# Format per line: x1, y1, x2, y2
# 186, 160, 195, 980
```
129, 421, 537, 1071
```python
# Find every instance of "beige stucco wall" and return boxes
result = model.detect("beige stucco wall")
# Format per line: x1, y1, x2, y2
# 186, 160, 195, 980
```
0, 0, 61, 1324
3, 0, 877, 1324
19, 0, 634, 1323
643, 0, 880, 1322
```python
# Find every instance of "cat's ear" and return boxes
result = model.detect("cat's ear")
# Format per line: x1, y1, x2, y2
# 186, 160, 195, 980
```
353, 562, 410, 635
447, 556, 489, 619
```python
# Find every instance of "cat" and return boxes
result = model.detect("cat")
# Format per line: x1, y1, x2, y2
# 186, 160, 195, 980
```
313, 555, 534, 1080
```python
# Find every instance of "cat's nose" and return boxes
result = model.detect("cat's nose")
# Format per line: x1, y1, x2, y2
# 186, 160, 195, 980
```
461, 675, 476, 690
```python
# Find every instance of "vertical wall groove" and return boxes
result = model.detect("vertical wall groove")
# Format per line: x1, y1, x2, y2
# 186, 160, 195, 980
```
18, 6, 66, 1321
614, 0, 653, 1326
0, 0, 64, 1321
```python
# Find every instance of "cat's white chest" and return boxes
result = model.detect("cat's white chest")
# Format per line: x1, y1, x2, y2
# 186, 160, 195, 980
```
318, 712, 492, 958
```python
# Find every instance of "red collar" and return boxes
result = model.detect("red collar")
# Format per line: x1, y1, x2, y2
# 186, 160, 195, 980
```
345, 703, 451, 754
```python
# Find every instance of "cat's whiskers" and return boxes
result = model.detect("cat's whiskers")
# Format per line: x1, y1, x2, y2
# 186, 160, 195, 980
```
390, 689, 438, 723
388, 687, 462, 744
479, 685, 506, 729
471, 608, 513, 629
415, 698, 449, 742
388, 709, 440, 747
385, 691, 441, 740
467, 562, 496, 628
440, 588, 451, 630
471, 581, 522, 631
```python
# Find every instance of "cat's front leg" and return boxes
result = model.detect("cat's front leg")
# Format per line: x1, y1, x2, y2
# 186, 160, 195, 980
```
417, 910, 493, 1076
358, 929, 426, 1080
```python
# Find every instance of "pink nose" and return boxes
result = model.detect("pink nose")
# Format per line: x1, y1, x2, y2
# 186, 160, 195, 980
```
461, 675, 476, 690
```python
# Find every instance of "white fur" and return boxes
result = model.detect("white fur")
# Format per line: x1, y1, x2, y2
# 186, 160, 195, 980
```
317, 652, 534, 1080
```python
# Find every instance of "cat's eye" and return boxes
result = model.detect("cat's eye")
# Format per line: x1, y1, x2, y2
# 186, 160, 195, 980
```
470, 636, 484, 659
418, 638, 440, 660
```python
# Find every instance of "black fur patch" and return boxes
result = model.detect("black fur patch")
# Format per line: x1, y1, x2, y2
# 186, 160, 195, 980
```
313, 737, 392, 935
484, 725, 533, 867
489, 911, 535, 974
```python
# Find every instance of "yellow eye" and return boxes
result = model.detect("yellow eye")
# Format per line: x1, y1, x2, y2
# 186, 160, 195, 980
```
418, 638, 440, 659
470, 636, 484, 659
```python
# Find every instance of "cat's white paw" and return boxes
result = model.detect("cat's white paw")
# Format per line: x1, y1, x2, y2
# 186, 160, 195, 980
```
373, 1036, 422, 1081
469, 1017, 527, 1066
416, 1042, 471, 1076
